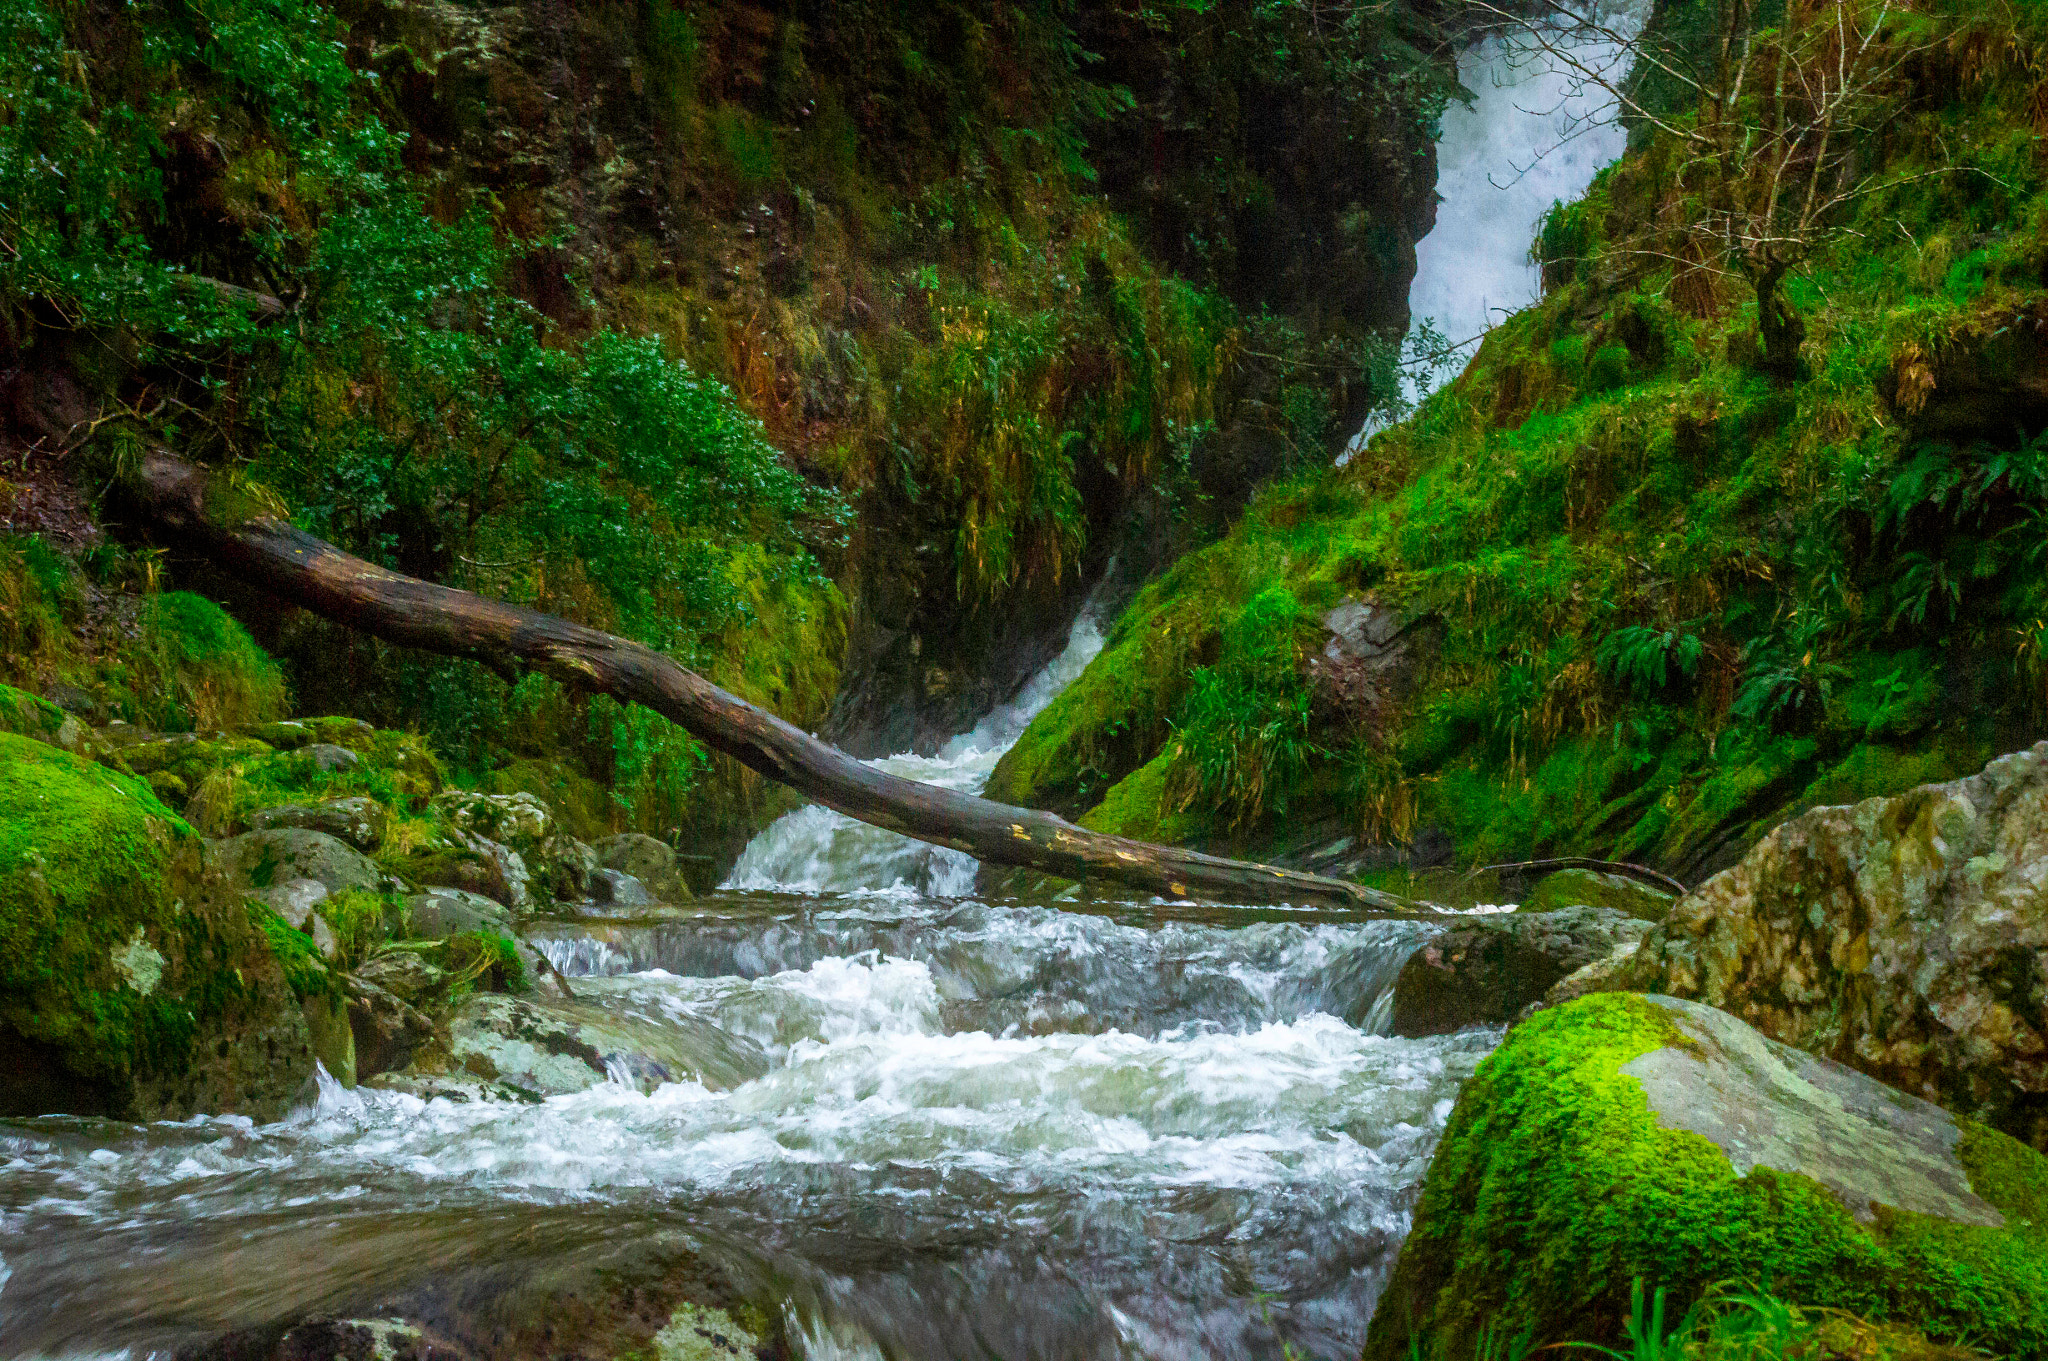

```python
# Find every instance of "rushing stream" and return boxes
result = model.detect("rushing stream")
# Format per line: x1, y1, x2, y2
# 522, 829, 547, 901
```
0, 20, 1644, 1361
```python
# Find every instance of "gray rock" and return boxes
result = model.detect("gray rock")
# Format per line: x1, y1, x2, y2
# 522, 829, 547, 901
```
447, 992, 767, 1099
595, 833, 692, 903
551, 836, 600, 898
1617, 742, 2048, 1147
588, 867, 653, 906
451, 829, 530, 909
1626, 995, 2003, 1226
345, 978, 438, 1080
256, 876, 331, 929
219, 829, 383, 899
1519, 867, 1675, 922
433, 790, 553, 859
250, 796, 387, 851
304, 742, 361, 772
307, 912, 341, 961
403, 888, 513, 939
352, 951, 449, 1009
1390, 905, 1650, 1037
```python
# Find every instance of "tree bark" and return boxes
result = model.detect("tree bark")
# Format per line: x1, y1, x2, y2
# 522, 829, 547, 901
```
127, 452, 1427, 914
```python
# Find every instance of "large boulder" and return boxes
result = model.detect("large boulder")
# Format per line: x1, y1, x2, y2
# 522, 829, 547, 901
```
1389, 906, 1650, 1036
1614, 743, 2048, 1148
1364, 993, 2048, 1360
439, 992, 766, 1099
0, 733, 315, 1119
250, 795, 386, 850
216, 828, 386, 899
595, 833, 692, 904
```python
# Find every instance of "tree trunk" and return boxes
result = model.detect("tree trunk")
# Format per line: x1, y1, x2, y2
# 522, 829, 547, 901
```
1753, 258, 1806, 383
127, 452, 1427, 914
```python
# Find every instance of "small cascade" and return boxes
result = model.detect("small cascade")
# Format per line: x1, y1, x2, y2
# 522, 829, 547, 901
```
1349, 3, 1645, 450
724, 610, 1106, 896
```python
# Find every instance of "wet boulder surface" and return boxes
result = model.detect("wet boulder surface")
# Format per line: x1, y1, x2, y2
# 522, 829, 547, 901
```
1616, 742, 2048, 1148
1364, 992, 2048, 1360
1389, 905, 1651, 1036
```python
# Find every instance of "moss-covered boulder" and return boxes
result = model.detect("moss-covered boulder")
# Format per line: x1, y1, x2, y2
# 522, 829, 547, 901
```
1520, 867, 1675, 921
1613, 743, 2048, 1148
1364, 993, 2048, 1361
0, 732, 315, 1118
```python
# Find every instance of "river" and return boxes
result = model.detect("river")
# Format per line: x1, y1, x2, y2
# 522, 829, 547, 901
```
0, 17, 1641, 1359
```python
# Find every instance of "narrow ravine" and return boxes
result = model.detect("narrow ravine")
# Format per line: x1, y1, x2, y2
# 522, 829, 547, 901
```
1352, 3, 1642, 447
0, 18, 1646, 1358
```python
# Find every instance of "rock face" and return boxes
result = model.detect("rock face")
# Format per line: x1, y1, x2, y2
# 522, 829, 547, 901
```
1364, 993, 2048, 1360
0, 733, 315, 1119
1389, 906, 1650, 1036
1617, 743, 2048, 1148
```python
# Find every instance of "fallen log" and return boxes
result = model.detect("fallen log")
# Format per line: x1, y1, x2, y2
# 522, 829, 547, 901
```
127, 452, 1427, 913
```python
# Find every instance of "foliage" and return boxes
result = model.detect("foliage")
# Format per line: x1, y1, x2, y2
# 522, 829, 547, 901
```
995, 0, 2048, 875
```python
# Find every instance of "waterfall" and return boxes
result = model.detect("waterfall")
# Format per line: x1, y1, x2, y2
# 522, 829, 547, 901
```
1348, 5, 1645, 451
723, 608, 1108, 896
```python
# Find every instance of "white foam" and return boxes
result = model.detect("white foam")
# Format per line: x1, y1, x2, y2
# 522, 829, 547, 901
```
725, 613, 1107, 897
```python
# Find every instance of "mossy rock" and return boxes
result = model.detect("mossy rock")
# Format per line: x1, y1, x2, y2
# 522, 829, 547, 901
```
136, 591, 289, 732
1519, 868, 1675, 922
0, 732, 315, 1118
1364, 993, 2048, 1360
487, 757, 609, 843
0, 682, 90, 754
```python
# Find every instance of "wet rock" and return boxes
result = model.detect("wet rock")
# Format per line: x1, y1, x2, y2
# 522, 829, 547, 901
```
177, 1244, 777, 1360
391, 834, 528, 909
1363, 993, 2048, 1360
302, 988, 357, 1088
1389, 906, 1649, 1036
257, 876, 331, 929
588, 867, 653, 906
1613, 743, 2048, 1148
219, 829, 384, 899
353, 951, 450, 1009
595, 833, 692, 903
304, 741, 362, 773
1518, 867, 1674, 922
0, 734, 315, 1120
1305, 597, 1442, 731
551, 836, 600, 899
434, 790, 552, 859
250, 796, 387, 851
346, 978, 438, 1080
404, 888, 514, 939
445, 993, 767, 1098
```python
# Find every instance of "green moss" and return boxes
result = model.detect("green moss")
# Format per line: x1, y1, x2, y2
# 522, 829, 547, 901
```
0, 683, 69, 744
136, 592, 288, 732
249, 903, 338, 1001
1367, 994, 2048, 1361
1077, 751, 1203, 843
0, 731, 198, 1088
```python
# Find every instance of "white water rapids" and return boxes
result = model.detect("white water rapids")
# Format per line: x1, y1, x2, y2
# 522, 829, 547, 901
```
0, 23, 1640, 1361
